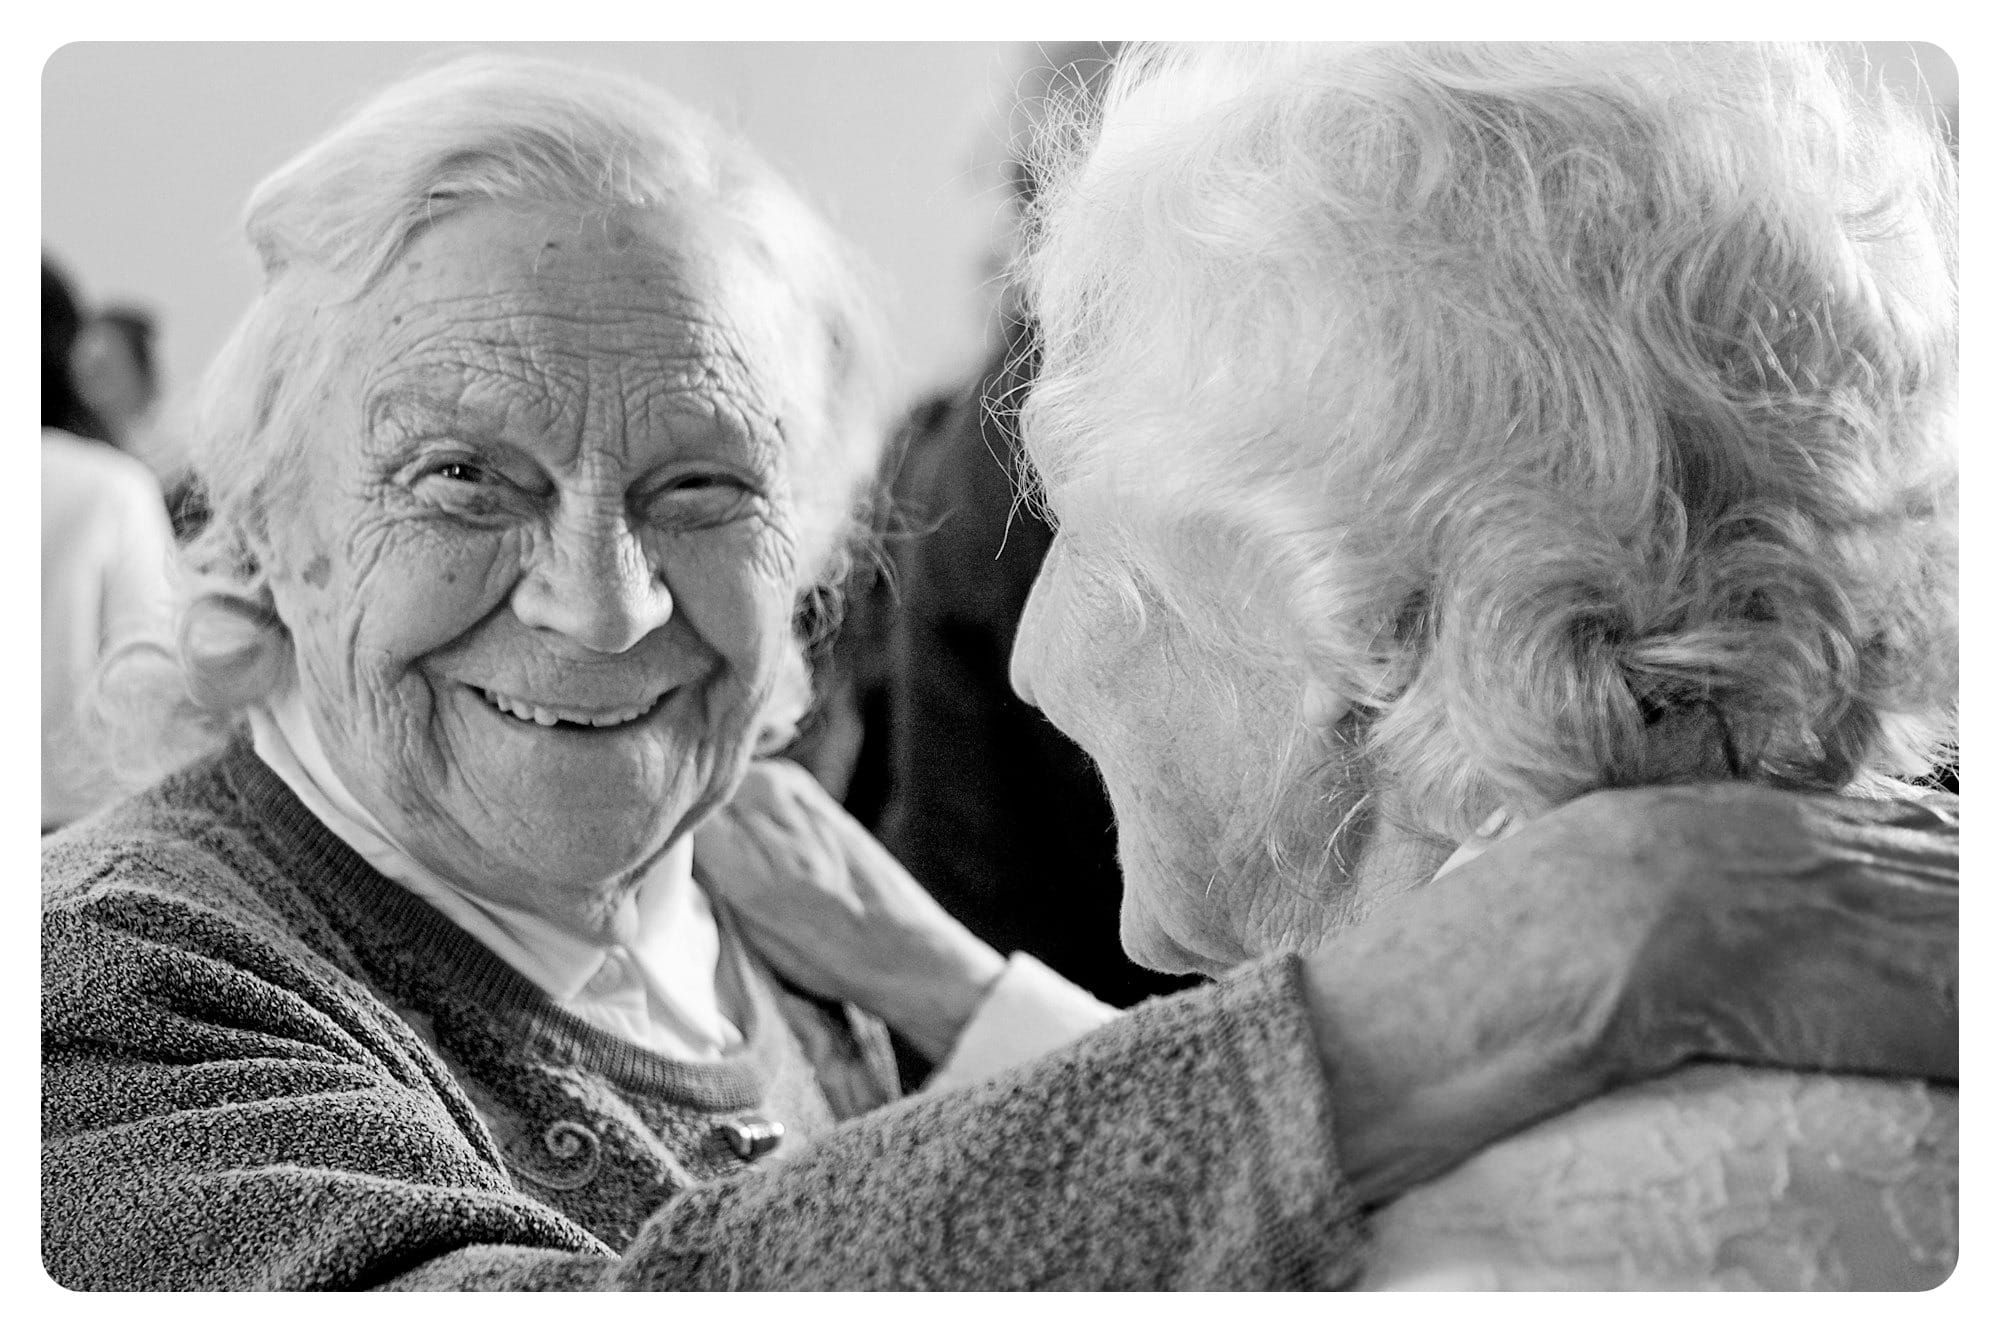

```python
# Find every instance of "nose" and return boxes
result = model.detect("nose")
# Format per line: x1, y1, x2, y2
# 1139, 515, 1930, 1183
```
511, 513, 675, 655
1009, 561, 1054, 707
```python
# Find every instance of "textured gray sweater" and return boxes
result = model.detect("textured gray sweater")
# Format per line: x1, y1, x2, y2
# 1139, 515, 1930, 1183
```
42, 739, 1363, 1290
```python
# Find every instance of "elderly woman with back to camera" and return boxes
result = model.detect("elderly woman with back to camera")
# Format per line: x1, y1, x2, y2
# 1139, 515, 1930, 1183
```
988, 40, 1957, 1288
711, 38, 1958, 1289
43, 49, 1951, 1290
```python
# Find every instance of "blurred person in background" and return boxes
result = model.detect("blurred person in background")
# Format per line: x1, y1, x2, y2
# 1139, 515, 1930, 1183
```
41, 256, 177, 831
68, 299, 212, 539
70, 304, 161, 453
858, 42, 1186, 1010
42, 256, 115, 446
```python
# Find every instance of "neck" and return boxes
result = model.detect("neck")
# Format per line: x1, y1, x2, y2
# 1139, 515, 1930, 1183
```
1332, 792, 1457, 936
512, 837, 696, 945
254, 685, 693, 945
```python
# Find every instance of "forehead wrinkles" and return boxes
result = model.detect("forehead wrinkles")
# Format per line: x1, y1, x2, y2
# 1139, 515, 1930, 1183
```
356, 288, 789, 470
606, 297, 792, 467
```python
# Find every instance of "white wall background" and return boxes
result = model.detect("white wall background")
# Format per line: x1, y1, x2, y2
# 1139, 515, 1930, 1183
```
42, 40, 1957, 478
42, 41, 1027, 471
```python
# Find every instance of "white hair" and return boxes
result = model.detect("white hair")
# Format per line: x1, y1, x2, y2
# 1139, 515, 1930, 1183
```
96, 54, 899, 776
1022, 42, 1956, 841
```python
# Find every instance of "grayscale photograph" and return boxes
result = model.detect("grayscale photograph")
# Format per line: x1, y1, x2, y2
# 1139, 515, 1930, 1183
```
40, 39, 1959, 1292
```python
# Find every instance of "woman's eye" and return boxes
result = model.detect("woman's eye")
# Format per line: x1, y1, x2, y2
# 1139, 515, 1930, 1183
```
643, 473, 758, 527
429, 461, 489, 485
415, 455, 510, 489
408, 455, 524, 516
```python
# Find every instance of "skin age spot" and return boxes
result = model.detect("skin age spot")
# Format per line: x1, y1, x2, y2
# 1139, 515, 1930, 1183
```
302, 555, 332, 589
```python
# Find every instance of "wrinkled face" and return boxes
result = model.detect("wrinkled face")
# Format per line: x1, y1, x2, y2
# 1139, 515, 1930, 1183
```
1010, 529, 1381, 976
262, 203, 816, 928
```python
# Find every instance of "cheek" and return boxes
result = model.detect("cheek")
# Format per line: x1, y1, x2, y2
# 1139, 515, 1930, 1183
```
656, 525, 795, 682
273, 534, 518, 766
318, 528, 519, 679
1016, 550, 1130, 742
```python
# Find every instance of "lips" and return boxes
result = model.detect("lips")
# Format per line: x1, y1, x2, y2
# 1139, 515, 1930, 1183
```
474, 685, 667, 729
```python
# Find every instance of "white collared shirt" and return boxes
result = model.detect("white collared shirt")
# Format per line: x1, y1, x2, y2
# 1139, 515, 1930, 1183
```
247, 687, 1109, 1082
249, 688, 744, 1060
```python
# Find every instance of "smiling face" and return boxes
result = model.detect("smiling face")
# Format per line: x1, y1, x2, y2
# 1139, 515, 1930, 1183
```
260, 203, 818, 931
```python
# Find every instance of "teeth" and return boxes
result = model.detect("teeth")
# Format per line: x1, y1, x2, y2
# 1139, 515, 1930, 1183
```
479, 688, 658, 729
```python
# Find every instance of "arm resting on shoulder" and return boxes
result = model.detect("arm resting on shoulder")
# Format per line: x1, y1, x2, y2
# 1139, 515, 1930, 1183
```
390, 958, 1355, 1291
699, 765, 1957, 1216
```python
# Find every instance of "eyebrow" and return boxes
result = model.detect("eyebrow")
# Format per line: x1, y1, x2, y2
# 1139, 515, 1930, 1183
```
364, 367, 785, 475
365, 381, 520, 444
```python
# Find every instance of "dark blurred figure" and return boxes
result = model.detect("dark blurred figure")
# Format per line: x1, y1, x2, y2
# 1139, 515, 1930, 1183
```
67, 295, 212, 539
874, 321, 1187, 1008
42, 255, 177, 830
830, 44, 1189, 1010
42, 259, 114, 445
70, 304, 159, 452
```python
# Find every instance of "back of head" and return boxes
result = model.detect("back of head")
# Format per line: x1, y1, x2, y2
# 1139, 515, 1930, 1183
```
1024, 42, 1956, 835
94, 307, 159, 397
71, 304, 162, 445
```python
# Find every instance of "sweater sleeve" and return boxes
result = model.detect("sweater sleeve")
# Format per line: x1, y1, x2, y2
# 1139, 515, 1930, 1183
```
42, 878, 615, 1290
44, 869, 1363, 1291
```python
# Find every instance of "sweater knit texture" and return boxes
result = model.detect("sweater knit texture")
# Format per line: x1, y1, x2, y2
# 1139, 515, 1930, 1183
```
42, 739, 1362, 1290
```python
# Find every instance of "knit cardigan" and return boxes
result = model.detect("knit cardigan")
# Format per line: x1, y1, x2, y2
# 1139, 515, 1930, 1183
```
42, 739, 1363, 1290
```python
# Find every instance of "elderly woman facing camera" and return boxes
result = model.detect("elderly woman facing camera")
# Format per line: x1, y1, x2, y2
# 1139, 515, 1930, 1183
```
993, 41, 1954, 1287
44, 53, 1951, 1291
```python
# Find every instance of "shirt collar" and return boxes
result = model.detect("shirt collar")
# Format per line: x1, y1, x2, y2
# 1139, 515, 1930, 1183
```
246, 688, 692, 1007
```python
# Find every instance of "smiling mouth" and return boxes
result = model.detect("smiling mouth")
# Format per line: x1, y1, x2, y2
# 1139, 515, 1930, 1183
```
473, 686, 669, 731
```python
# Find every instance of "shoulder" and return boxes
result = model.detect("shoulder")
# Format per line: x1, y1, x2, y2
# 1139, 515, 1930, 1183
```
41, 751, 439, 1103
48, 752, 257, 909
1363, 1065, 1956, 1290
43, 753, 337, 995
42, 432, 171, 549
43, 429, 166, 501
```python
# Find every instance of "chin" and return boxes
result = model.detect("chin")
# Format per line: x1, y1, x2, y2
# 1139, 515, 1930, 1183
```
1118, 896, 1230, 979
444, 783, 689, 887
1114, 832, 1251, 978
